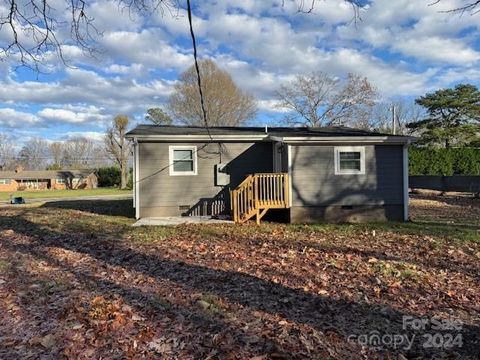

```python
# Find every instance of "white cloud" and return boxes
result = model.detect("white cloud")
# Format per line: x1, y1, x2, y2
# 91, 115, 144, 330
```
0, 108, 41, 128
0, 68, 174, 114
435, 67, 480, 88
61, 131, 106, 142
38, 106, 109, 125
1, 0, 480, 143
99, 29, 192, 70
104, 63, 145, 76
337, 0, 480, 65
86, 1, 144, 32
394, 36, 480, 65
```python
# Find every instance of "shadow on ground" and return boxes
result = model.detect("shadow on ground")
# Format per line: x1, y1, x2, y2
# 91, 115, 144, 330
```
0, 211, 478, 359
41, 199, 135, 218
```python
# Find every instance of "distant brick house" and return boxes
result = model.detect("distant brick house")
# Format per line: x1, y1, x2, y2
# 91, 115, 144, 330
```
0, 167, 98, 192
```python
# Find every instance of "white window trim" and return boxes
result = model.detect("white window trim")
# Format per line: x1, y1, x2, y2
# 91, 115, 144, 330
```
334, 146, 366, 175
56, 178, 66, 184
0, 179, 10, 185
169, 145, 198, 176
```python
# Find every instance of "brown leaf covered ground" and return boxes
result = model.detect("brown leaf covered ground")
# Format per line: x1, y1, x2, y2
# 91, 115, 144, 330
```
0, 195, 479, 359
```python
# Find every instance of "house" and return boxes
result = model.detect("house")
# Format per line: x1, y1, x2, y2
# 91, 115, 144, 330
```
126, 125, 414, 223
0, 167, 98, 192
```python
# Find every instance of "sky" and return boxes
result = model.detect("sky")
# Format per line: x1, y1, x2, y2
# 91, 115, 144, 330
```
0, 0, 479, 143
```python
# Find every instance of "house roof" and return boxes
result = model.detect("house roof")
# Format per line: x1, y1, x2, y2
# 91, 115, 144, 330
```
0, 169, 95, 180
126, 125, 415, 144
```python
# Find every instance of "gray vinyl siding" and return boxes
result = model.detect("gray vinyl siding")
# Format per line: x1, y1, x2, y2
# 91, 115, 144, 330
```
290, 145, 404, 207
138, 142, 273, 217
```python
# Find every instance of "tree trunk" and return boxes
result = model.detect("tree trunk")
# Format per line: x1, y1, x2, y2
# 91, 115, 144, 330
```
120, 160, 128, 189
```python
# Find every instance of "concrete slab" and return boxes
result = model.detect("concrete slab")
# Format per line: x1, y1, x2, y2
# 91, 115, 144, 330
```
133, 216, 234, 226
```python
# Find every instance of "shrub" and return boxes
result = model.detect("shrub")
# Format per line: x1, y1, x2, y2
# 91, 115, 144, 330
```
409, 147, 480, 175
97, 167, 121, 187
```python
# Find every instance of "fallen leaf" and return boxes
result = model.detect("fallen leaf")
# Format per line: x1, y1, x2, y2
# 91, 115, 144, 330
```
40, 334, 55, 348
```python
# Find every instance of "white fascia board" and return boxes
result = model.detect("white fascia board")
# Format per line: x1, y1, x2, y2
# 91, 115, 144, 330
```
273, 136, 416, 144
269, 136, 284, 142
125, 134, 269, 141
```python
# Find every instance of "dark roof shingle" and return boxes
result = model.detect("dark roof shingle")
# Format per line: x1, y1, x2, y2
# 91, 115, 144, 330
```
126, 125, 405, 138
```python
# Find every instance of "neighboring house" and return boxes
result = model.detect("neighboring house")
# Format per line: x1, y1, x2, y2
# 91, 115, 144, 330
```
0, 167, 98, 192
126, 125, 414, 223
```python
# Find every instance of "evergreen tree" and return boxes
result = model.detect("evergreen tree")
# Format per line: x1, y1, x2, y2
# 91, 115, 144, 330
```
408, 84, 480, 148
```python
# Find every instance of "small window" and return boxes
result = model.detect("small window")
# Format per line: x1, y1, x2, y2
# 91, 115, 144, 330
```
0, 179, 11, 185
56, 178, 66, 184
169, 146, 197, 176
334, 146, 365, 175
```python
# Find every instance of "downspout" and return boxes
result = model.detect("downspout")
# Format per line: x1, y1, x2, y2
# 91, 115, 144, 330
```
287, 145, 293, 208
133, 138, 140, 219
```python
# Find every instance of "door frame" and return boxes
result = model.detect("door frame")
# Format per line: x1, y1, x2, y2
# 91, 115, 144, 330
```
273, 142, 283, 172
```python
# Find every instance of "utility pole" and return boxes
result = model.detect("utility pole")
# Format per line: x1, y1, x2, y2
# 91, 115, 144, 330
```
392, 104, 396, 135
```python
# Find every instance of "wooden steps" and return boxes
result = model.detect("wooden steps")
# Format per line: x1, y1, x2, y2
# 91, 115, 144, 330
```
230, 173, 290, 224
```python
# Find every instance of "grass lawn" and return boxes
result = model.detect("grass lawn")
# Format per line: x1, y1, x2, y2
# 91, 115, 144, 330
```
0, 187, 132, 201
0, 195, 478, 359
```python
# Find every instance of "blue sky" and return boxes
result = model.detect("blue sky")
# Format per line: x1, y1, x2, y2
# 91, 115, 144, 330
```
0, 0, 479, 143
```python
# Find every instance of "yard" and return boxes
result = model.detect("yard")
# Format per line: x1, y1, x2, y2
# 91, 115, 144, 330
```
0, 188, 132, 202
0, 195, 479, 359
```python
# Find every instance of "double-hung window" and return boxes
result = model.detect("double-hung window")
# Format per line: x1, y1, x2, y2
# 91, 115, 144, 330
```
0, 179, 10, 185
56, 178, 66, 184
169, 146, 197, 176
334, 146, 365, 175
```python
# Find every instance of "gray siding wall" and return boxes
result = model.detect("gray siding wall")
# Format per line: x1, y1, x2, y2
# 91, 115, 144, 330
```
138, 142, 273, 217
290, 144, 404, 222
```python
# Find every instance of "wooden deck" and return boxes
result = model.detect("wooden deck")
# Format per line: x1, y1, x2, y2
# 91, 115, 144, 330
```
230, 173, 290, 224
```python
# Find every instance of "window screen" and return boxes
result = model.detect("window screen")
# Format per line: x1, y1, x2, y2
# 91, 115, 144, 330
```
339, 151, 361, 171
334, 146, 365, 175
173, 149, 194, 172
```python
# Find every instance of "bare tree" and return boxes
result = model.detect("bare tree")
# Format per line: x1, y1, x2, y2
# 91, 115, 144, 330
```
0, 0, 181, 71
0, 133, 16, 170
62, 137, 96, 168
48, 142, 65, 169
17, 137, 49, 170
169, 59, 257, 126
370, 99, 426, 134
431, 0, 480, 14
88, 144, 113, 168
104, 115, 131, 189
276, 72, 377, 127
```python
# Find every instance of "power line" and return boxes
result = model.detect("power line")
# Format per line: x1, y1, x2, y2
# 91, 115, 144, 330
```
186, 0, 213, 141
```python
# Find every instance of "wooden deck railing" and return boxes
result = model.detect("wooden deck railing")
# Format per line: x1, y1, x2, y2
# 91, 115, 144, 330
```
230, 173, 290, 224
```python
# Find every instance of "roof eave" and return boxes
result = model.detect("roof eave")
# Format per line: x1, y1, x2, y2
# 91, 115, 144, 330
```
125, 133, 417, 145
270, 135, 417, 144
125, 134, 269, 141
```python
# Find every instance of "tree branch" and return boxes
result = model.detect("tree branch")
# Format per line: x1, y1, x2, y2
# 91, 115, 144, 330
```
0, 0, 178, 71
